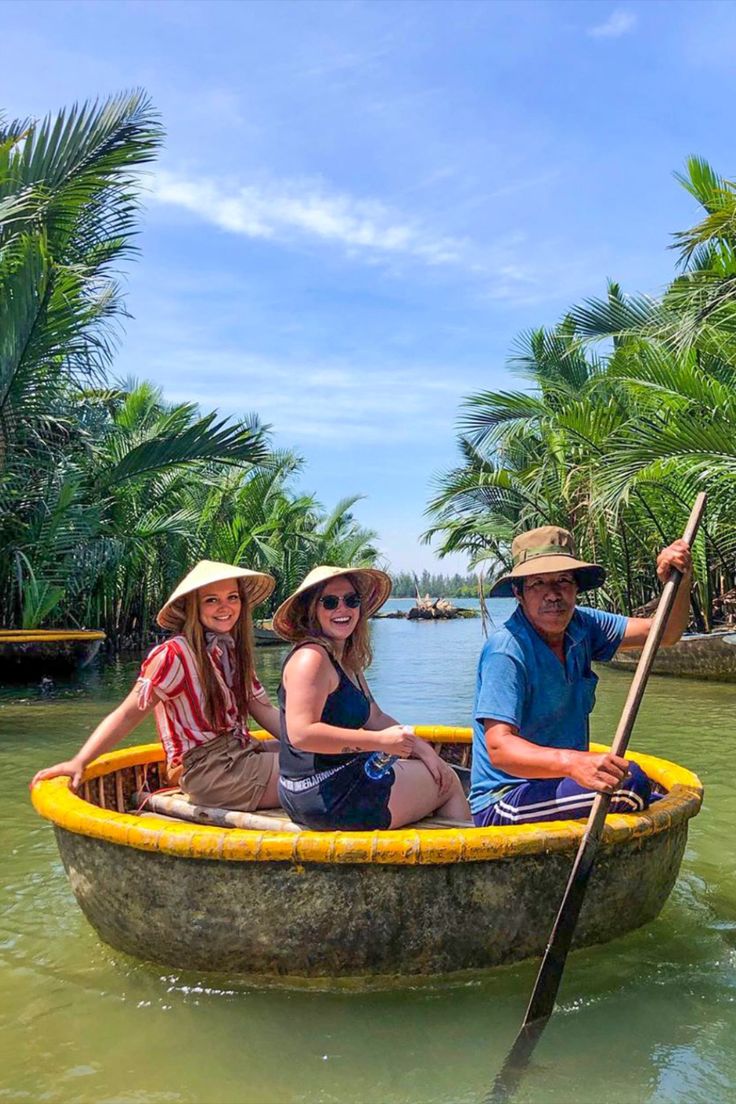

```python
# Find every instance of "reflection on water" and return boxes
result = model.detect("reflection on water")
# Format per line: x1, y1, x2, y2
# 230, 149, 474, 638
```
1, 608, 735, 1103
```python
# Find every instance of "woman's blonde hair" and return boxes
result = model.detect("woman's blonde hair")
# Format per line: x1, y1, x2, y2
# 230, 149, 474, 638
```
182, 578, 256, 730
289, 572, 372, 674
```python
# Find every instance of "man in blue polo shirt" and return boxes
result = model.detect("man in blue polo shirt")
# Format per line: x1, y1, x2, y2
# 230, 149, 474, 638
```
471, 525, 693, 826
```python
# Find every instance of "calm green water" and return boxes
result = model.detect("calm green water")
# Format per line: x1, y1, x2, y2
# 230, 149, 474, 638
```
2, 607, 735, 1104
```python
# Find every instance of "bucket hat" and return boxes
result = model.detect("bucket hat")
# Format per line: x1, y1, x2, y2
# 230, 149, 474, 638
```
489, 526, 605, 598
273, 565, 392, 642
157, 561, 275, 631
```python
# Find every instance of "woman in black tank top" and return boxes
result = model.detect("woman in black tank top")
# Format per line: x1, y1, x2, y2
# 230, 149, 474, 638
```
273, 566, 470, 831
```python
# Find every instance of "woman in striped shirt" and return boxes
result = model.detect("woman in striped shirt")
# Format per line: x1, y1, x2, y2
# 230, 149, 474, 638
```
31, 562, 282, 812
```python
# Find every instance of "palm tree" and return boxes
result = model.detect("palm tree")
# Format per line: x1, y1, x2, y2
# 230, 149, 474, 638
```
424, 320, 732, 615
1, 93, 162, 468
0, 95, 276, 632
568, 161, 736, 360
197, 468, 379, 614
2, 377, 271, 633
425, 160, 736, 619
1, 92, 163, 626
424, 319, 651, 609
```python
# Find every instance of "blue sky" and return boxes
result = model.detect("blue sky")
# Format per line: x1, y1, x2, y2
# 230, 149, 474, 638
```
3, 0, 736, 571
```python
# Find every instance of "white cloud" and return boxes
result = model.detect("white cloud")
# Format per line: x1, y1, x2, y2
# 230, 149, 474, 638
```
143, 346, 461, 447
587, 9, 637, 38
148, 169, 604, 307
150, 169, 565, 305
151, 170, 465, 267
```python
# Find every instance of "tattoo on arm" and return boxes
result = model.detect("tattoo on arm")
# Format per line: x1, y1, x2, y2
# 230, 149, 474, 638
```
340, 745, 362, 753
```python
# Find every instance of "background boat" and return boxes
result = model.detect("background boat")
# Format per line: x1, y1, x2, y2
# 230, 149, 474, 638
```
253, 619, 285, 646
608, 629, 736, 682
0, 629, 106, 679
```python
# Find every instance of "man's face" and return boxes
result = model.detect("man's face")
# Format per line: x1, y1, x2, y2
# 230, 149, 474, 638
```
515, 571, 579, 638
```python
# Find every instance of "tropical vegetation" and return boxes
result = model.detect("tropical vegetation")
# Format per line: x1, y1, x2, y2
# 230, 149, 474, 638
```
390, 571, 479, 599
425, 158, 736, 627
0, 92, 378, 645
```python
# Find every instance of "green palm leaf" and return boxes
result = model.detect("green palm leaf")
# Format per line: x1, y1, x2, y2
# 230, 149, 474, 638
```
101, 411, 270, 485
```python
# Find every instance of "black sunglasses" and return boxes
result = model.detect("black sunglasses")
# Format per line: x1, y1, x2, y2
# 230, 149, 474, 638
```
319, 592, 362, 611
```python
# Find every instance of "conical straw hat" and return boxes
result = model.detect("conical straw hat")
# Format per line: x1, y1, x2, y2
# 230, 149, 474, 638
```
273, 565, 392, 642
157, 561, 275, 631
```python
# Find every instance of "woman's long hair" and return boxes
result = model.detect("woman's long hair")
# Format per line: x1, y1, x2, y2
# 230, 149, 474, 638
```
289, 572, 372, 675
181, 579, 256, 731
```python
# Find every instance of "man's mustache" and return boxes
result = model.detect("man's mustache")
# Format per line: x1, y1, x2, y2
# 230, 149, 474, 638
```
540, 601, 570, 612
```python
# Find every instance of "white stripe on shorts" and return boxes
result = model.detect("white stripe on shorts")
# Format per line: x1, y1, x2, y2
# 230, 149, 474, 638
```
494, 787, 644, 823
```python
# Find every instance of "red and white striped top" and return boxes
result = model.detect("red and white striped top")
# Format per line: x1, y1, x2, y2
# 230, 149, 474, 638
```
137, 635, 267, 767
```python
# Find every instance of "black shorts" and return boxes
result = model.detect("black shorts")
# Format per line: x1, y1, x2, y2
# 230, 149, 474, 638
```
278, 756, 394, 831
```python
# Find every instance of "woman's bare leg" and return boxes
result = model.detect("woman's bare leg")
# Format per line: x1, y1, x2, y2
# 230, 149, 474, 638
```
256, 752, 281, 808
436, 770, 472, 820
387, 760, 470, 828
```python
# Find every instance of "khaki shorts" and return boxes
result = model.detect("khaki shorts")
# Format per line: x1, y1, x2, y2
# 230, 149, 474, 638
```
181, 733, 275, 812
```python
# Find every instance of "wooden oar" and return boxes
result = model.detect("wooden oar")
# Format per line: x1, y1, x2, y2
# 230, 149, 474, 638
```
487, 491, 707, 1103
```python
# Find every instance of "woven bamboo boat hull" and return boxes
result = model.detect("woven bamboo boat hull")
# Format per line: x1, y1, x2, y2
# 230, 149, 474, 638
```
608, 630, 736, 683
0, 629, 106, 678
32, 730, 702, 984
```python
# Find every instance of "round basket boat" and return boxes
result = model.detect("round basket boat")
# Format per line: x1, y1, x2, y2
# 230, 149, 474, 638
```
31, 728, 703, 984
608, 629, 736, 683
0, 629, 106, 678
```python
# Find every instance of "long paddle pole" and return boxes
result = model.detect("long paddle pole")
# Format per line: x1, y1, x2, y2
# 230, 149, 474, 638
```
487, 492, 707, 1103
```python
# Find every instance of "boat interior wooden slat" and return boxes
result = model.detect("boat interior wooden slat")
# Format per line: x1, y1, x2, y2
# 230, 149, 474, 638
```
130, 788, 473, 832
114, 772, 124, 812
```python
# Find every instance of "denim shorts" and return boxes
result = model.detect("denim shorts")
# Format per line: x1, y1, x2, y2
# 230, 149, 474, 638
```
278, 755, 393, 831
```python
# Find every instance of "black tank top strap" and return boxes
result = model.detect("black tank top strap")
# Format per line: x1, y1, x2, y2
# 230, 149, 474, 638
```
280, 639, 337, 674
281, 640, 359, 694
278, 640, 371, 779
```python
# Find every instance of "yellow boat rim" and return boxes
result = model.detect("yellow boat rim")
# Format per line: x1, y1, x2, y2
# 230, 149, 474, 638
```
31, 727, 703, 866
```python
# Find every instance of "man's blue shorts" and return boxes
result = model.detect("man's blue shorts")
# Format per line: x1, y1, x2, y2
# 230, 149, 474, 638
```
472, 762, 655, 827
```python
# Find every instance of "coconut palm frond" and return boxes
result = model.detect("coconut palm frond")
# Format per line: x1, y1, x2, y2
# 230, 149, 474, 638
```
101, 412, 270, 485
